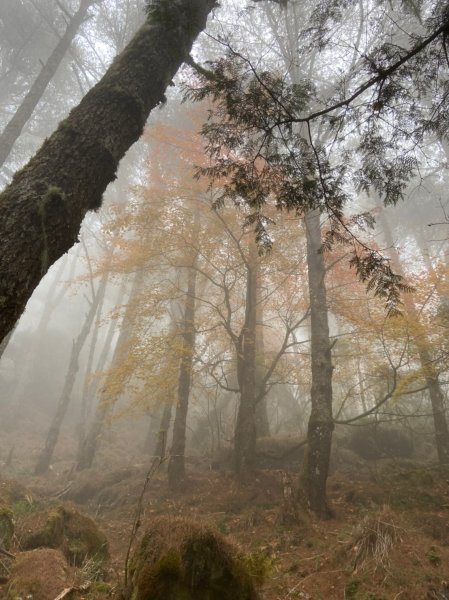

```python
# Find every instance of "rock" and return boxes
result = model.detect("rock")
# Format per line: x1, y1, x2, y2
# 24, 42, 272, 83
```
349, 426, 413, 460
21, 504, 108, 566
67, 468, 134, 504
127, 516, 261, 600
7, 549, 71, 600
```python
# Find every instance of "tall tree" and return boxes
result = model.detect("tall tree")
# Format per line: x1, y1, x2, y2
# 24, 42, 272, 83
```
168, 231, 199, 490
298, 209, 334, 516
0, 0, 216, 346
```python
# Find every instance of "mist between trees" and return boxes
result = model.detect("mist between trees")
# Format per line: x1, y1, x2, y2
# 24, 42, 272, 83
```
0, 0, 449, 597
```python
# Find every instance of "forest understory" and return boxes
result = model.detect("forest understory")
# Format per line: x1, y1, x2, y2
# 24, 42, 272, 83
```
1, 427, 449, 600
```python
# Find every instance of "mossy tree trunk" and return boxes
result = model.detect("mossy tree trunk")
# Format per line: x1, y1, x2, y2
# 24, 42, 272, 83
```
0, 0, 95, 170
76, 269, 144, 470
298, 208, 334, 517
0, 0, 215, 346
34, 268, 109, 474
0, 322, 17, 361
168, 247, 199, 490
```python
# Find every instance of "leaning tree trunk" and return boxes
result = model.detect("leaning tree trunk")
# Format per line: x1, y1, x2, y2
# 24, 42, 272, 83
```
0, 322, 17, 361
234, 245, 258, 476
0, 0, 215, 346
168, 252, 199, 490
34, 269, 109, 474
76, 269, 144, 471
298, 208, 334, 517
0, 0, 95, 170
379, 207, 449, 464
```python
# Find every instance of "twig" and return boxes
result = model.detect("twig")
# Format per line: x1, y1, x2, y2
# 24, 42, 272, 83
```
0, 548, 15, 560
53, 583, 90, 600
123, 430, 167, 588
52, 481, 73, 499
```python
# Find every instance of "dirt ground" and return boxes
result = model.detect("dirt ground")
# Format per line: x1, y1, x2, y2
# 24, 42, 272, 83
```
0, 422, 449, 600
1, 433, 449, 599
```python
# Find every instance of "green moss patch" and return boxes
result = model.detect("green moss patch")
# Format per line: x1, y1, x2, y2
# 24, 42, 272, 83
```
0, 506, 14, 549
21, 504, 108, 566
128, 516, 261, 600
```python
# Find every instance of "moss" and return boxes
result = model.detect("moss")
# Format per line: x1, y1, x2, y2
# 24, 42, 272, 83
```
345, 579, 361, 598
22, 505, 108, 566
91, 582, 113, 594
128, 517, 260, 600
37, 185, 68, 274
0, 506, 14, 549
427, 546, 441, 566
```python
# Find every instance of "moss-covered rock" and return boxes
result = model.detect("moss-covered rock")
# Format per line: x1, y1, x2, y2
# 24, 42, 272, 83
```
21, 504, 108, 566
7, 549, 71, 600
127, 517, 260, 600
0, 478, 27, 506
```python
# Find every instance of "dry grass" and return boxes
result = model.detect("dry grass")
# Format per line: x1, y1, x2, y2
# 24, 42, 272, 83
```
352, 507, 403, 571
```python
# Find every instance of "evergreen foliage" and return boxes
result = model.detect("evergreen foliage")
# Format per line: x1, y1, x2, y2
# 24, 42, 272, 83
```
185, 0, 449, 312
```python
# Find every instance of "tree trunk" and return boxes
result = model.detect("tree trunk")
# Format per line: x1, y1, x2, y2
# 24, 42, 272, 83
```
0, 0, 95, 170
151, 403, 172, 459
0, 322, 17, 361
168, 257, 198, 490
76, 269, 144, 471
234, 245, 258, 476
380, 208, 449, 464
0, 0, 215, 346
34, 269, 109, 474
298, 208, 334, 517
255, 273, 270, 438
77, 278, 127, 456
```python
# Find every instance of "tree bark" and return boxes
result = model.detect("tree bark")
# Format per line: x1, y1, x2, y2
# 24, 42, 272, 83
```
0, 322, 17, 361
76, 269, 144, 470
168, 256, 198, 490
298, 208, 334, 517
0, 0, 215, 346
0, 0, 95, 170
34, 268, 109, 474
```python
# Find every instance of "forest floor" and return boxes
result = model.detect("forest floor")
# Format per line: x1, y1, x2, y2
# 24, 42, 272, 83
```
1, 441, 449, 600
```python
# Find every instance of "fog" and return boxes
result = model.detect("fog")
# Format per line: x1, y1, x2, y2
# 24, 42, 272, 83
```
0, 0, 448, 598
